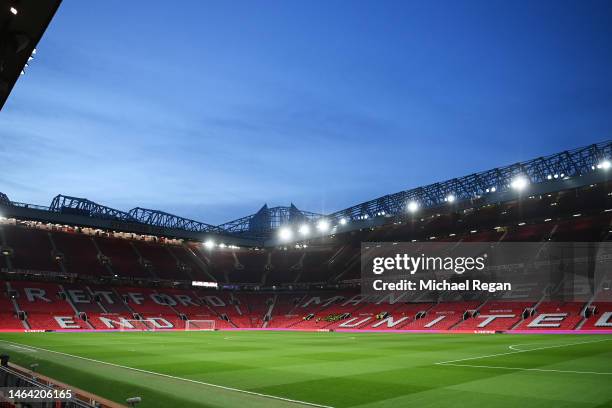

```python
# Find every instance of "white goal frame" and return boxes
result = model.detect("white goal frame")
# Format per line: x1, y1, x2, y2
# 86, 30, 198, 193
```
185, 320, 216, 331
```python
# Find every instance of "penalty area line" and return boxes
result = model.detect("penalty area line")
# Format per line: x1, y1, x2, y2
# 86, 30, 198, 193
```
436, 338, 611, 365
439, 363, 612, 376
0, 340, 333, 408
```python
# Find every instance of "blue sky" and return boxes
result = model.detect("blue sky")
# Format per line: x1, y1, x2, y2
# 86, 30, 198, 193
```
1, 0, 611, 224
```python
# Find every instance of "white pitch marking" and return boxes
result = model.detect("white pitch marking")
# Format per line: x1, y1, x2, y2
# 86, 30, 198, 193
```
7, 344, 37, 352
436, 338, 611, 365
440, 363, 612, 375
0, 340, 333, 408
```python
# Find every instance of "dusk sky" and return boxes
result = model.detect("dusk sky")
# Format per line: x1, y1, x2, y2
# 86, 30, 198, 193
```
1, 0, 611, 224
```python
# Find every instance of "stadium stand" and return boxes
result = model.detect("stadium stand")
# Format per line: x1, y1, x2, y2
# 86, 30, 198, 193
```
1, 225, 61, 272
0, 278, 611, 332
1, 148, 612, 332
52, 231, 110, 277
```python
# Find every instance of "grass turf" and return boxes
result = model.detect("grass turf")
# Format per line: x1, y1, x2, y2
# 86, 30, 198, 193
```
0, 331, 611, 408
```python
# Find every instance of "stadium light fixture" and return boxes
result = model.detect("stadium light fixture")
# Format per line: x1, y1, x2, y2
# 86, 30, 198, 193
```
597, 160, 611, 170
446, 194, 456, 203
316, 219, 330, 232
339, 218, 348, 226
298, 224, 310, 236
278, 227, 293, 241
490, 187, 496, 192
10, 7, 17, 15
203, 240, 215, 249
510, 176, 529, 191
407, 201, 419, 213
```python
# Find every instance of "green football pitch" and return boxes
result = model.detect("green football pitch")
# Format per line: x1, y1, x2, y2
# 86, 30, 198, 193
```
0, 331, 611, 408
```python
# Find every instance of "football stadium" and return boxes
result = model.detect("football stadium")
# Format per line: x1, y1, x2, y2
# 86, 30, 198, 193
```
1, 1, 612, 407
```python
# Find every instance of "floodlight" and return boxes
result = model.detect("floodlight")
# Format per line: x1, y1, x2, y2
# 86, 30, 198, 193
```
339, 218, 348, 225
446, 194, 456, 203
599, 160, 611, 170
10, 7, 17, 15
407, 201, 419, 213
298, 224, 310, 236
490, 187, 496, 192
316, 219, 330, 232
203, 240, 215, 249
510, 176, 529, 191
278, 227, 292, 241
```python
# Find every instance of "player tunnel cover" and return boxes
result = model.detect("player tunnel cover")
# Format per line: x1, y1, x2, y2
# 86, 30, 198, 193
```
361, 242, 611, 302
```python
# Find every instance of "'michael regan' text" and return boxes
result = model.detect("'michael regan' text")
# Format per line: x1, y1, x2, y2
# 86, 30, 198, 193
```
372, 279, 511, 293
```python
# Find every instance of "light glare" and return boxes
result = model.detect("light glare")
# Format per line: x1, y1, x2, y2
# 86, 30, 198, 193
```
316, 219, 330, 232
510, 176, 529, 191
278, 227, 293, 241
407, 201, 419, 213
298, 224, 310, 236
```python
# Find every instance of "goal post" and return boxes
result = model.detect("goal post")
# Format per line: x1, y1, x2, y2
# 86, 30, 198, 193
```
185, 320, 216, 331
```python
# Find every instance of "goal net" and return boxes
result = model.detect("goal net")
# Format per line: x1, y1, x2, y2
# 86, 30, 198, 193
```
185, 320, 216, 331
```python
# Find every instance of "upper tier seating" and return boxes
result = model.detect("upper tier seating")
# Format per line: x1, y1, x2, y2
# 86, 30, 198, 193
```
53, 231, 108, 277
95, 236, 152, 279
132, 241, 192, 281
2, 225, 60, 272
